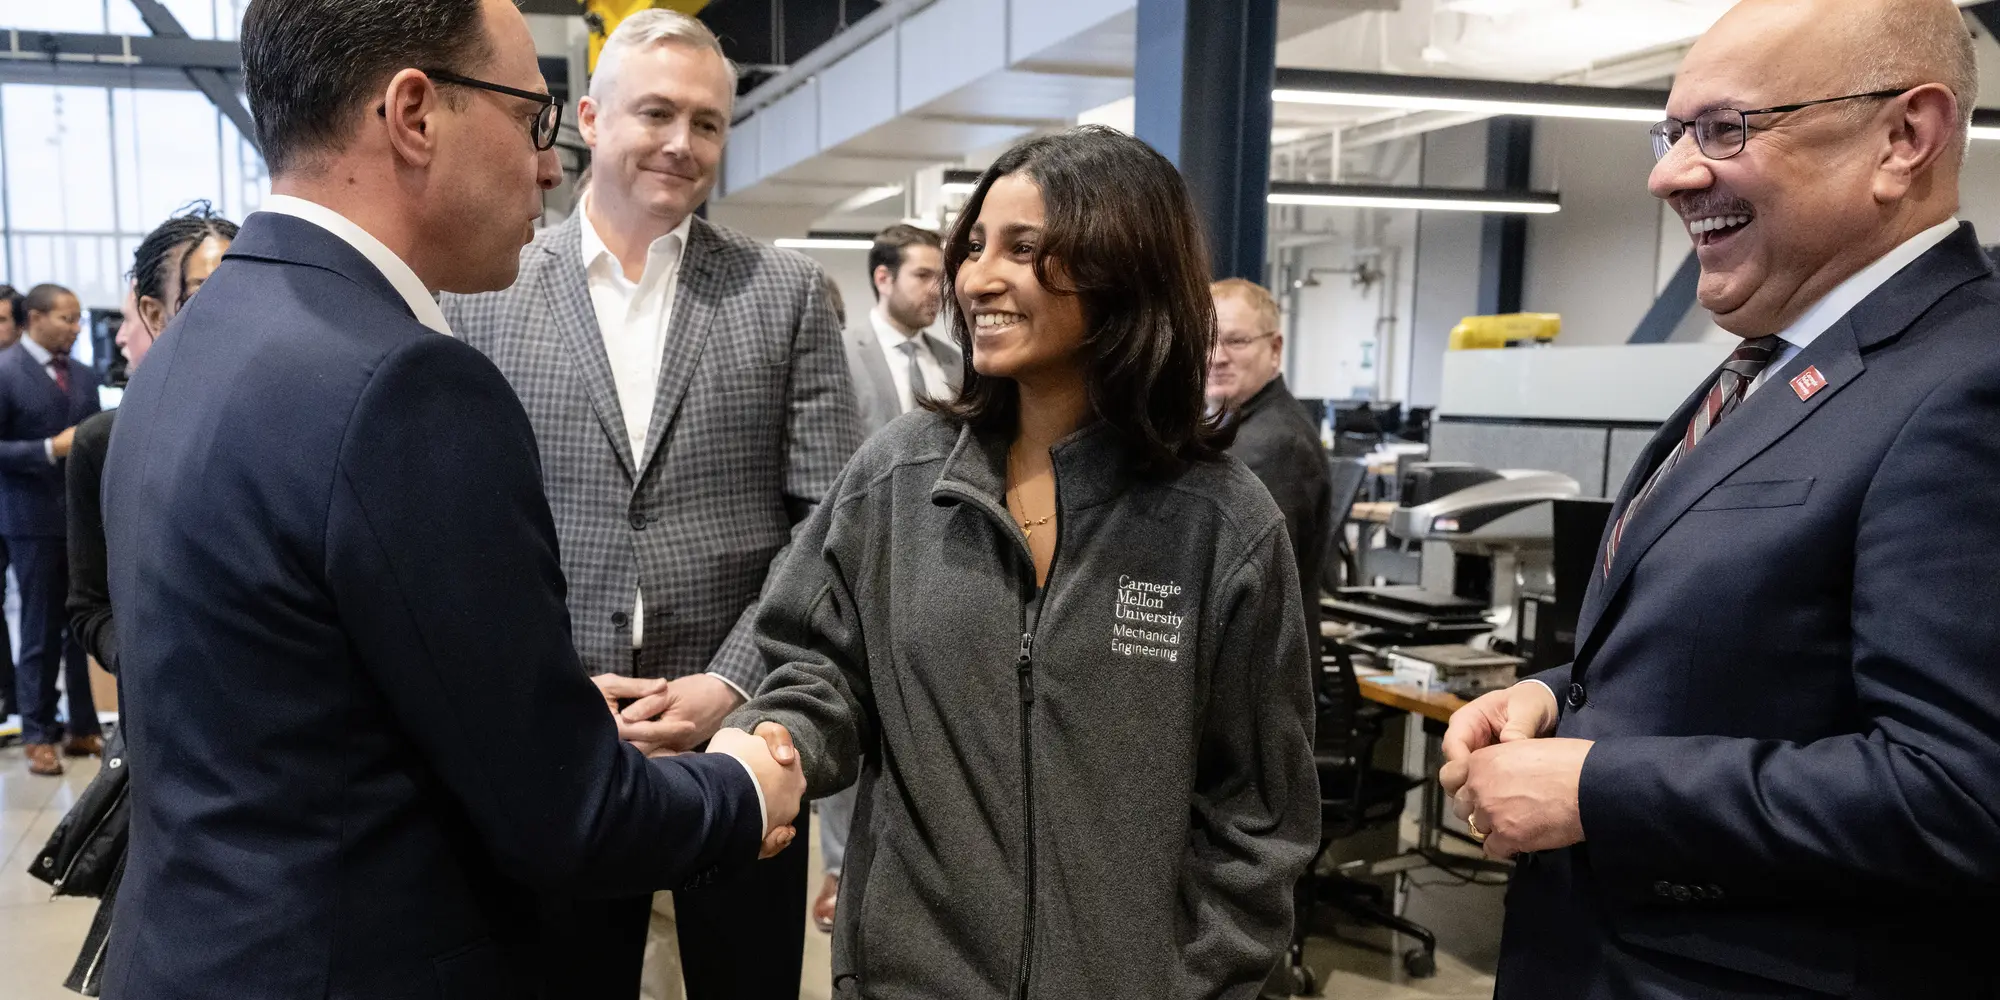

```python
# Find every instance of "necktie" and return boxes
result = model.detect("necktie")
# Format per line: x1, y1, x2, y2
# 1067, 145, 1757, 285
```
897, 339, 928, 412
1603, 336, 1780, 575
49, 355, 70, 395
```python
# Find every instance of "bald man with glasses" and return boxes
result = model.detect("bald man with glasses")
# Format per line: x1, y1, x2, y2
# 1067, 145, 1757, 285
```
1441, 1, 2000, 997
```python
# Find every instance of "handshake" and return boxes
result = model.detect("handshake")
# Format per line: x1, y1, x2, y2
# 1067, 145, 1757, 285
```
594, 674, 807, 860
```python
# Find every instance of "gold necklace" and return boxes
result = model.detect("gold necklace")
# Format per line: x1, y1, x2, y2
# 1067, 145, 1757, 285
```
1008, 484, 1053, 540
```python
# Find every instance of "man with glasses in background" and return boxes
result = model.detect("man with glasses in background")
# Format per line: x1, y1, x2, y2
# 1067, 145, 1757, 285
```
1207, 278, 1328, 665
1441, 1, 2000, 997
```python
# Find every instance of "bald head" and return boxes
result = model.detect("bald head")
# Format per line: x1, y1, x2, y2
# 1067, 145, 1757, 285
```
1698, 0, 1975, 157
1652, 0, 1974, 337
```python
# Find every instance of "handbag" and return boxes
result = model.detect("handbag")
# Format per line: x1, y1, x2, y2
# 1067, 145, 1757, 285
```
28, 726, 130, 899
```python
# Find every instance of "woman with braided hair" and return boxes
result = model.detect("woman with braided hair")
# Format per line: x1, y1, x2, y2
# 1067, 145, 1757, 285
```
53, 203, 235, 996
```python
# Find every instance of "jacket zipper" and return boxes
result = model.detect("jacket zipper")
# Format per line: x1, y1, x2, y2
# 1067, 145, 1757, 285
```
1013, 627, 1037, 1000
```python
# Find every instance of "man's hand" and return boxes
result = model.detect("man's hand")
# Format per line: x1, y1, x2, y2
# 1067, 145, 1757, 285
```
1441, 681, 1560, 789
614, 673, 746, 754
1439, 738, 1593, 861
590, 674, 679, 752
708, 726, 805, 859
49, 425, 76, 459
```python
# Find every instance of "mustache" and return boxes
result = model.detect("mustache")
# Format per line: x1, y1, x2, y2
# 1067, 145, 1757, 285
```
1674, 193, 1754, 219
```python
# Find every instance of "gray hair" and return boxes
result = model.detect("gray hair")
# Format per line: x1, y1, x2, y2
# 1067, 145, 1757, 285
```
588, 9, 738, 105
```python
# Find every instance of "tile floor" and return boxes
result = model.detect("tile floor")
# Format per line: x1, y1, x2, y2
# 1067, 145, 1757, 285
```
0, 737, 1492, 1000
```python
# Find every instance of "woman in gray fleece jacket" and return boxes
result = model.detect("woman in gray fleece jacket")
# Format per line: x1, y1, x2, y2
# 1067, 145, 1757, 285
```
725, 126, 1319, 1000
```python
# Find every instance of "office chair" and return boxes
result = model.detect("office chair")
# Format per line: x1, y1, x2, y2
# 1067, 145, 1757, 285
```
1279, 640, 1440, 995
1321, 457, 1371, 594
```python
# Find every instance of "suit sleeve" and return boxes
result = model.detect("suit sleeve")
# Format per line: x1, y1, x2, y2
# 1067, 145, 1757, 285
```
704, 262, 864, 694
325, 336, 765, 895
1579, 354, 2000, 902
722, 471, 875, 802
1182, 523, 1319, 1000
66, 416, 116, 673
0, 375, 49, 472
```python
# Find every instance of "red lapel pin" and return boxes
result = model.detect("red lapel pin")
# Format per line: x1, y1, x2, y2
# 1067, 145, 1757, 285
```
1790, 365, 1828, 401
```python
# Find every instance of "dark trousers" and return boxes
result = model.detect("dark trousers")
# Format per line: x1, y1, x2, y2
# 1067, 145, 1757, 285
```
12, 535, 94, 745
536, 805, 810, 999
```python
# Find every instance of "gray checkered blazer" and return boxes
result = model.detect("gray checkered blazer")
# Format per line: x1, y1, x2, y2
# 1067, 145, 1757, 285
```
441, 212, 861, 690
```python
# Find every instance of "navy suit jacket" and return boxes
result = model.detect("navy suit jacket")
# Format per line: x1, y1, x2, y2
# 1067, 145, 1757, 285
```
0, 341, 100, 537
1500, 225, 2000, 999
100, 212, 764, 1000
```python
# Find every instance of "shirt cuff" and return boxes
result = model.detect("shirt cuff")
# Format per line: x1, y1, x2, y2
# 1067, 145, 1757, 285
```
708, 671, 752, 703
726, 753, 770, 838
1521, 678, 1556, 702
44, 439, 55, 464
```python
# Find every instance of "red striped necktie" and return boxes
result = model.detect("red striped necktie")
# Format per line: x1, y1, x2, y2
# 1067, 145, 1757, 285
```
49, 354, 70, 395
1603, 336, 1781, 575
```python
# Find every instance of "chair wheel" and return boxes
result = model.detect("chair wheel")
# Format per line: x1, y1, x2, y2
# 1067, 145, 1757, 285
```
1403, 947, 1436, 978
1289, 964, 1319, 996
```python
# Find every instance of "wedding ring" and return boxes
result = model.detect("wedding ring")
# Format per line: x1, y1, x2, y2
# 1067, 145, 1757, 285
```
1467, 812, 1489, 840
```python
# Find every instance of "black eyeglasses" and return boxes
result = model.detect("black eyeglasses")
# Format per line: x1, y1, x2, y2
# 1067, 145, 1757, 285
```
422, 68, 562, 151
1649, 88, 1909, 161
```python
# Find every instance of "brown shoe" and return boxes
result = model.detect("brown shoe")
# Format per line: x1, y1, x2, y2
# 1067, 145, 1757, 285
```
24, 743, 63, 776
63, 734, 104, 758
812, 873, 839, 934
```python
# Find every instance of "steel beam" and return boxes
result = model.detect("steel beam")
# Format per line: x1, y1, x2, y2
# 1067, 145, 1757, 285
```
125, 0, 260, 154
1478, 116, 1532, 316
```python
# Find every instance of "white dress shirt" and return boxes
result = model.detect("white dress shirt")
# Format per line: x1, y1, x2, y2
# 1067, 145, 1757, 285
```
257, 195, 453, 337
1521, 218, 1963, 710
20, 336, 70, 463
871, 306, 948, 413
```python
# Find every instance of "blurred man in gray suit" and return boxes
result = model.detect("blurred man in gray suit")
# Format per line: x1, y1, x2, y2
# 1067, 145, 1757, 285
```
812, 223, 956, 933
843, 224, 957, 437
441, 10, 858, 1000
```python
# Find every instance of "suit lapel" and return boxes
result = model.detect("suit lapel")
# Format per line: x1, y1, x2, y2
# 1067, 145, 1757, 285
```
852, 325, 900, 423
637, 216, 730, 478
536, 214, 636, 480
925, 333, 964, 394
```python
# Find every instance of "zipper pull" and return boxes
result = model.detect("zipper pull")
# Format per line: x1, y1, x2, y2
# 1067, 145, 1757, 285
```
1017, 633, 1035, 704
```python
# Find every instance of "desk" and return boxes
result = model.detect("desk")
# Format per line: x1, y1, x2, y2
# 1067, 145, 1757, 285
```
1350, 500, 1396, 524
1356, 674, 1465, 724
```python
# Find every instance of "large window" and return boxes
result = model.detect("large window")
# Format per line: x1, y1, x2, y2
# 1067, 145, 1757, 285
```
0, 1, 263, 320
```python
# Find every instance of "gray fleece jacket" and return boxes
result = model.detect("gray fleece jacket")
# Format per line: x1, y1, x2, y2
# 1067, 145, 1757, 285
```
727, 411, 1318, 1000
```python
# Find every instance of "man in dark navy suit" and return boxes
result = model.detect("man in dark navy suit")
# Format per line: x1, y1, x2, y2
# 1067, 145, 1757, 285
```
97, 1, 803, 997
1, 282, 100, 776
1442, 0, 2000, 996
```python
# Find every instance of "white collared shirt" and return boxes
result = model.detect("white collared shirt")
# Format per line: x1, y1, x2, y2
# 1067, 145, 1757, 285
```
20, 335, 70, 463
870, 306, 947, 413
579, 200, 697, 662
1746, 218, 1960, 395
256, 195, 453, 337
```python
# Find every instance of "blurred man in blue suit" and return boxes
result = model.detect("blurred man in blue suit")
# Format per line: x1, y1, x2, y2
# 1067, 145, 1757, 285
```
1, 282, 100, 776
97, 1, 803, 997
1444, 0, 2000, 996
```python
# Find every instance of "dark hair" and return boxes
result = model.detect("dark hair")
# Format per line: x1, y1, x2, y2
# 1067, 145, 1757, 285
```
930, 125, 1225, 475
133, 201, 240, 309
0, 285, 21, 327
241, 0, 492, 176
23, 283, 74, 320
867, 223, 943, 300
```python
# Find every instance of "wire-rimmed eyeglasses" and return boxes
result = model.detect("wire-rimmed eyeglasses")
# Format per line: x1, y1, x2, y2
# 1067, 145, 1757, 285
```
1648, 88, 1909, 161
423, 68, 563, 151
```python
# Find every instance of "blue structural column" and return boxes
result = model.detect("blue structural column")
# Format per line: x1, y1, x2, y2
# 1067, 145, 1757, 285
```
1133, 0, 1279, 282
1477, 115, 1533, 316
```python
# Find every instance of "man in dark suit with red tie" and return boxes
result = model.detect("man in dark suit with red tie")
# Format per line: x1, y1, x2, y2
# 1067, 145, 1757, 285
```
1442, 0, 2000, 996
2, 283, 100, 776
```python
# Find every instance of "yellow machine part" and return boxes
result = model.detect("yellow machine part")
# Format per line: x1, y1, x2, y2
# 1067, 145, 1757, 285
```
1447, 313, 1562, 351
582, 0, 711, 72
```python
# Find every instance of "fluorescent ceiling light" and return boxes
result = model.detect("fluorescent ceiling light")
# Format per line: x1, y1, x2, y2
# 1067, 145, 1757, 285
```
1273, 88, 1659, 122
1971, 125, 2000, 142
940, 182, 978, 196
832, 184, 903, 214
775, 237, 873, 250
1268, 183, 1560, 214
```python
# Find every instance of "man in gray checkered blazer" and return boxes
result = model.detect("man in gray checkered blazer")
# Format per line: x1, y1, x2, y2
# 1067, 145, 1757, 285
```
440, 11, 858, 1000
